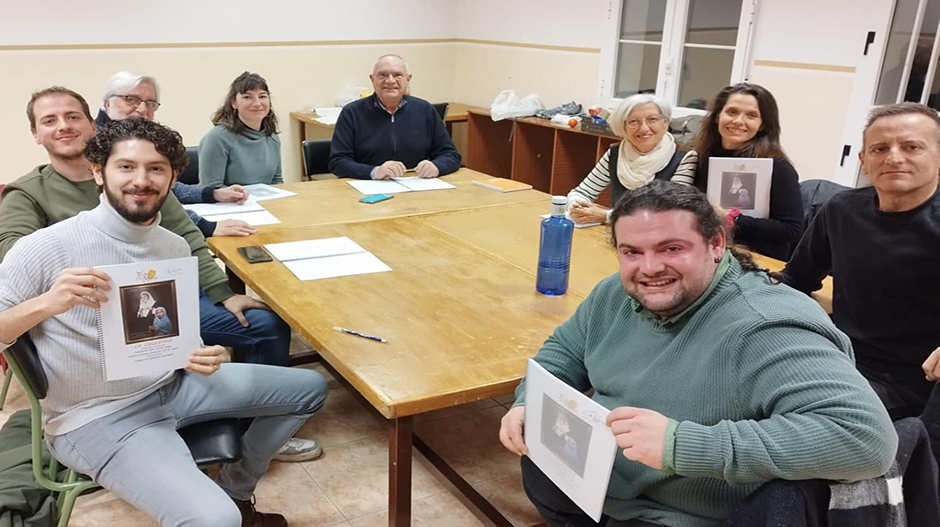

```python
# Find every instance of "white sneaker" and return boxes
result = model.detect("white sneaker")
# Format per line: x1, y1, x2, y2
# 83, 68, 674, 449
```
274, 437, 323, 462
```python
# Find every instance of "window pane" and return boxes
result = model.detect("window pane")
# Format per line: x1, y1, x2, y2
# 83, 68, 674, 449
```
686, 0, 741, 46
875, 0, 921, 105
615, 43, 661, 98
620, 0, 667, 42
906, 1, 940, 102
678, 47, 735, 109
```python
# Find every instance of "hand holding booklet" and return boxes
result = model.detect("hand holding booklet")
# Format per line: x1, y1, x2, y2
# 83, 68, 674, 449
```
96, 257, 201, 381
524, 359, 618, 522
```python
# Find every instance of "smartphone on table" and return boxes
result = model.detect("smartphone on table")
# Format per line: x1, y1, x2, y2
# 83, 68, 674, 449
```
237, 245, 273, 263
359, 194, 394, 204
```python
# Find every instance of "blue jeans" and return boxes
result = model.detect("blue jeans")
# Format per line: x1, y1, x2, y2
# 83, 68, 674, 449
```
48, 363, 328, 527
199, 291, 291, 366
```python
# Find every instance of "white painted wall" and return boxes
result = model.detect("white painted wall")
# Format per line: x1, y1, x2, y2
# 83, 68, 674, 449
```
454, 0, 608, 48
0, 1, 458, 45
749, 0, 894, 185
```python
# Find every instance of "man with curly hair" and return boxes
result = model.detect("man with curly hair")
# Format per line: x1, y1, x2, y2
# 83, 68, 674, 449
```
0, 86, 322, 462
0, 118, 327, 527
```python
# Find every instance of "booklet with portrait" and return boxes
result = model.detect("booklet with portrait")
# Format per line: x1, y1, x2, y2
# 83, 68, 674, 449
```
96, 257, 200, 381
523, 359, 618, 522
706, 157, 773, 219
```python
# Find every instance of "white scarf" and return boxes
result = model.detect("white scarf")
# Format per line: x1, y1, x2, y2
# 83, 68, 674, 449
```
137, 294, 155, 318
616, 132, 677, 190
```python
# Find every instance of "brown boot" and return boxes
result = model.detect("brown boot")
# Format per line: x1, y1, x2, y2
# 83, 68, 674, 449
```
232, 496, 287, 527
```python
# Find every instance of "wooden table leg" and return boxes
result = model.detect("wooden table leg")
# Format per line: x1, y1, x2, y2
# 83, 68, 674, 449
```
388, 416, 413, 527
298, 120, 308, 181
226, 267, 246, 295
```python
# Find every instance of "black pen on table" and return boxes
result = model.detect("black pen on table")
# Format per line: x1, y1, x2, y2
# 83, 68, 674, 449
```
333, 326, 387, 343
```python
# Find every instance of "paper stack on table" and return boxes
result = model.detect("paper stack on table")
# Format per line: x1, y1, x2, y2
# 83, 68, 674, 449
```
242, 184, 297, 202
182, 200, 281, 226
523, 359, 618, 522
313, 107, 343, 126
264, 236, 391, 281
347, 177, 456, 195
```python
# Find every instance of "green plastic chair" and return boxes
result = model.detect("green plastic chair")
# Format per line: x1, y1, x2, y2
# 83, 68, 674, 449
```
3, 335, 244, 526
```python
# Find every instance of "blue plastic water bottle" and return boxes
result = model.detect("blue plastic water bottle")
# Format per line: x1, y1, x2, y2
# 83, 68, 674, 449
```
537, 196, 574, 296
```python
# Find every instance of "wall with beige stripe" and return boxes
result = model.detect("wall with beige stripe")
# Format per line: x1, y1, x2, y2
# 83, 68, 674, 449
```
0, 0, 889, 187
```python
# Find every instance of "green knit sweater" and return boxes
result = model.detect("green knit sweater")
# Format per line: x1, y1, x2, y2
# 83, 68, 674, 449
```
515, 255, 897, 527
0, 164, 234, 303
198, 125, 282, 188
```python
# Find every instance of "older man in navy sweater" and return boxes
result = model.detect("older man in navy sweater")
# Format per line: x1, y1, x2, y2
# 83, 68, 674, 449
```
329, 54, 461, 180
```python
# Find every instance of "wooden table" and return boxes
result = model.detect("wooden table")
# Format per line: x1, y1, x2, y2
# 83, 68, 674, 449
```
210, 215, 581, 527
419, 201, 834, 312
250, 168, 546, 230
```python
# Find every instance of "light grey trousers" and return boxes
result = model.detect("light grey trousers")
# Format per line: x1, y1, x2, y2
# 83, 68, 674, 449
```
47, 363, 328, 527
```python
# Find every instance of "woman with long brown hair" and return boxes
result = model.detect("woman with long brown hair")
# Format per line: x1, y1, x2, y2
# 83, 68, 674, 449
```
199, 71, 282, 188
673, 83, 803, 260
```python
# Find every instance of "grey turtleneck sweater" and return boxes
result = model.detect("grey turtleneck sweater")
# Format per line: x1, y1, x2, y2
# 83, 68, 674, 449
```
198, 124, 282, 188
0, 195, 191, 435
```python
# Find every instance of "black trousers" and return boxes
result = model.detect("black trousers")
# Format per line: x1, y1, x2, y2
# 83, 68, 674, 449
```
520, 456, 663, 527
859, 364, 940, 465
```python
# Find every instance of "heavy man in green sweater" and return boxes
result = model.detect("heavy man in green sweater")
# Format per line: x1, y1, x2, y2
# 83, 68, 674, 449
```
499, 181, 897, 527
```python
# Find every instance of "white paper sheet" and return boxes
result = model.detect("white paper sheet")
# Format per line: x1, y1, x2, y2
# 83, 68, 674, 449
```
706, 157, 773, 219
96, 257, 201, 381
392, 176, 456, 191
283, 251, 392, 281
346, 180, 412, 195
540, 214, 602, 229
202, 210, 281, 226
264, 236, 366, 262
182, 200, 265, 217
242, 184, 297, 202
524, 359, 618, 522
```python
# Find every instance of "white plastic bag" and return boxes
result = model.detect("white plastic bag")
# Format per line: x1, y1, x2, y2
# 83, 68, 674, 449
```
490, 90, 544, 121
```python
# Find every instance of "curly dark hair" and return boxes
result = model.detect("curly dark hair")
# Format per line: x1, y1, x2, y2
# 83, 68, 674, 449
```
83, 119, 189, 173
210, 71, 279, 136
608, 180, 780, 280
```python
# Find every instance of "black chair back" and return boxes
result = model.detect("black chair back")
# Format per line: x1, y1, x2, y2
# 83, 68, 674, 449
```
800, 179, 850, 227
432, 102, 449, 122
6, 335, 48, 399
177, 147, 200, 185
302, 140, 331, 177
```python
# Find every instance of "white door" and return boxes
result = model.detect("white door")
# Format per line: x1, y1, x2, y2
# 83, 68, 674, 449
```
838, 0, 940, 187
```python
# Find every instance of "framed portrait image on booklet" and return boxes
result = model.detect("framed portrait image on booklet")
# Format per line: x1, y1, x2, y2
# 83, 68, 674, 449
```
706, 157, 773, 219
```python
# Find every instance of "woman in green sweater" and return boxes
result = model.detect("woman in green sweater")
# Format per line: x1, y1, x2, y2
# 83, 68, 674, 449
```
198, 72, 282, 188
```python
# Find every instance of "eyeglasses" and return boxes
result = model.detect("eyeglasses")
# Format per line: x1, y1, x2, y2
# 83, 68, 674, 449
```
625, 115, 665, 129
113, 94, 161, 111
374, 72, 407, 81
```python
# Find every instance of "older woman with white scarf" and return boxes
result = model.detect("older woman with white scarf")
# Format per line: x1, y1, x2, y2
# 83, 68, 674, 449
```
567, 94, 695, 224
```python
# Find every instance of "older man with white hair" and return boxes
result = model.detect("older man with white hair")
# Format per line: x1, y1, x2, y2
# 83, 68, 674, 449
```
329, 54, 461, 180
95, 71, 161, 127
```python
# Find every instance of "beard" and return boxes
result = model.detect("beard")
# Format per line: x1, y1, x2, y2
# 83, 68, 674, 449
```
102, 181, 168, 224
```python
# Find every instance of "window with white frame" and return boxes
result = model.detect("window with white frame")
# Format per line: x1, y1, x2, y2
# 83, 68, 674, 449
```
599, 0, 756, 111
874, 0, 940, 109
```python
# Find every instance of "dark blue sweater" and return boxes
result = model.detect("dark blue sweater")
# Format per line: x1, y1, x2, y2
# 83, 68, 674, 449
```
328, 94, 461, 179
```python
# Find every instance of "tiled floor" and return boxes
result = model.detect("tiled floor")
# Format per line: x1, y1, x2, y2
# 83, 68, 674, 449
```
0, 334, 545, 527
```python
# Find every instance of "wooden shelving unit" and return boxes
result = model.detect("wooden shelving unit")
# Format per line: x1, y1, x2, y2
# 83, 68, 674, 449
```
466, 110, 618, 207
